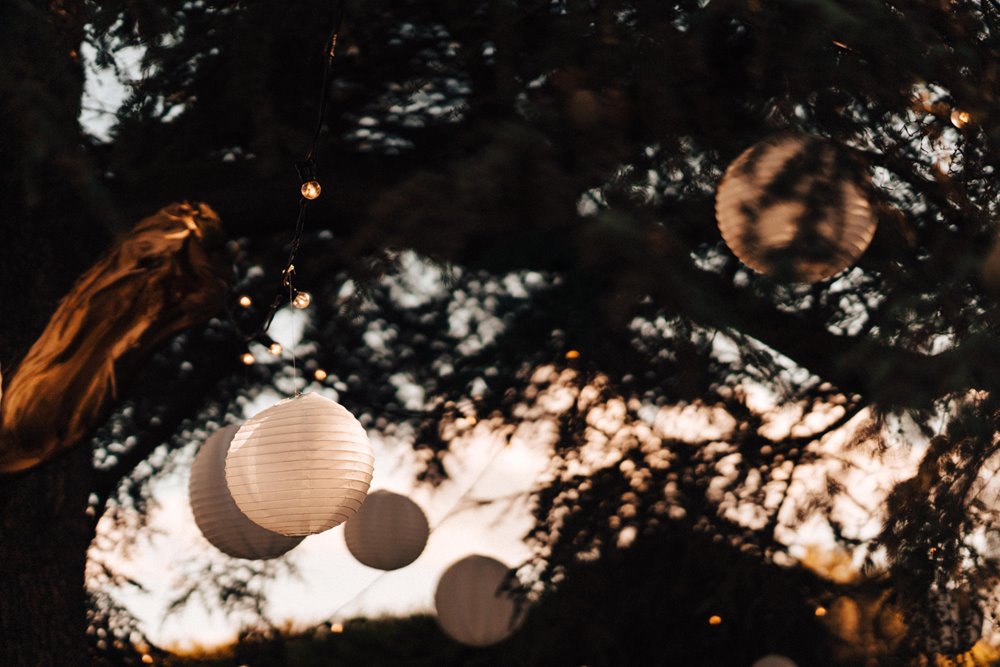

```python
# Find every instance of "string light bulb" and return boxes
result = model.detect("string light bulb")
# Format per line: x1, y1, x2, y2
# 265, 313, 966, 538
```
241, 352, 255, 366
951, 108, 971, 129
708, 615, 722, 625
314, 368, 328, 381
292, 291, 312, 309
301, 180, 322, 200
565, 349, 581, 360
815, 606, 828, 617
238, 295, 253, 308
268, 342, 283, 356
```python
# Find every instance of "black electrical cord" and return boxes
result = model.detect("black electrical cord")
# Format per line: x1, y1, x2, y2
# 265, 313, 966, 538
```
256, 0, 347, 336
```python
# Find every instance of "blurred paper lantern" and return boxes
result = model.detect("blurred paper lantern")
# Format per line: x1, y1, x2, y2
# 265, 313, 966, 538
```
715, 133, 876, 282
344, 490, 429, 570
189, 425, 304, 560
434, 555, 525, 647
225, 393, 374, 536
751, 656, 797, 667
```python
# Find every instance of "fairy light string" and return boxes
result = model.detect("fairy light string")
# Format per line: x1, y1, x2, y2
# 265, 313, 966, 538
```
226, 0, 347, 371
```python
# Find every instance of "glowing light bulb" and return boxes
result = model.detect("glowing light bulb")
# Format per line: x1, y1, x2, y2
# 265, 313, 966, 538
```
708, 615, 722, 625
241, 352, 255, 366
292, 291, 312, 309
268, 342, 283, 356
238, 295, 253, 308
314, 368, 328, 381
815, 606, 827, 617
565, 349, 581, 360
331, 623, 344, 633
301, 180, 321, 200
951, 109, 971, 129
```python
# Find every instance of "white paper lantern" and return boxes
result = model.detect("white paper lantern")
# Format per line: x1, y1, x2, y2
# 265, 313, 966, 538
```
189, 425, 304, 560
225, 393, 375, 537
751, 656, 797, 667
715, 133, 876, 282
344, 490, 429, 571
434, 555, 525, 647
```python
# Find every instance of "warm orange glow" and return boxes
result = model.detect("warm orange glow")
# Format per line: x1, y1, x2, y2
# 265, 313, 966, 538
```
238, 295, 253, 308
815, 606, 828, 617
269, 342, 283, 356
301, 180, 322, 200
292, 291, 312, 309
331, 622, 344, 633
565, 349, 581, 360
314, 368, 328, 381
708, 615, 722, 625
951, 108, 971, 129
241, 352, 255, 366
141, 655, 153, 664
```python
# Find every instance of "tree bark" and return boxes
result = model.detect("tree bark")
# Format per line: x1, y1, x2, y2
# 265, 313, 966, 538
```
0, 203, 230, 473
0, 202, 230, 664
0, 446, 95, 667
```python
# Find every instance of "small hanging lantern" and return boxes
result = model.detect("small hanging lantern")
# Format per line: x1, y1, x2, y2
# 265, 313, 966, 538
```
344, 490, 429, 571
434, 555, 525, 647
715, 133, 877, 282
225, 393, 374, 537
189, 425, 304, 559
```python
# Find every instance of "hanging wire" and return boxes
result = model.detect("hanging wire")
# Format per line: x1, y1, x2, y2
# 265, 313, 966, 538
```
255, 0, 346, 338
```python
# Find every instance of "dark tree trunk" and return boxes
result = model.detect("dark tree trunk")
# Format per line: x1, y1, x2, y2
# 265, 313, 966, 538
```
0, 3, 104, 662
0, 446, 95, 665
0, 203, 230, 663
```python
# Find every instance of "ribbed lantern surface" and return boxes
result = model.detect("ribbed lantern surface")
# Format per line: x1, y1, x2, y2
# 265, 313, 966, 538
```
434, 555, 524, 647
344, 490, 429, 570
189, 425, 304, 560
225, 393, 374, 537
715, 133, 876, 282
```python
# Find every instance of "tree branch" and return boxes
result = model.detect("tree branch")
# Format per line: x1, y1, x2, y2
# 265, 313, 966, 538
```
0, 203, 230, 473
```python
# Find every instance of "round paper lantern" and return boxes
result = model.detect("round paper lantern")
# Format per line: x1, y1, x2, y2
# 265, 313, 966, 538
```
715, 133, 876, 282
751, 656, 797, 667
189, 425, 304, 560
434, 555, 525, 647
225, 393, 374, 537
344, 490, 429, 570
